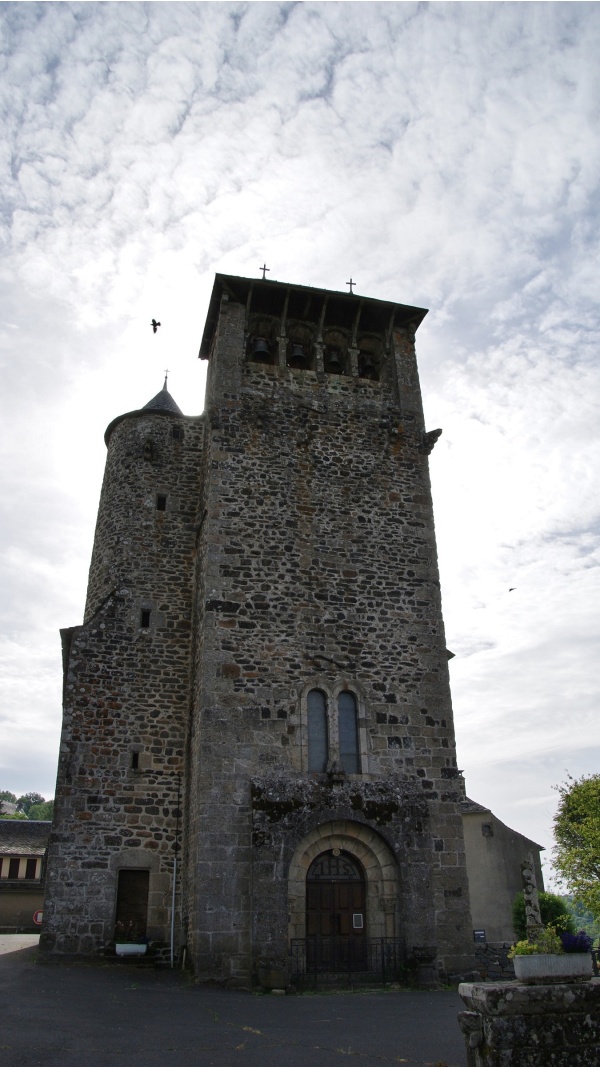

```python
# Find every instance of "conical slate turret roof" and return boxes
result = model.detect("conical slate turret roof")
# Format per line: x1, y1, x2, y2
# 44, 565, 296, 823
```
104, 377, 184, 445
142, 377, 183, 415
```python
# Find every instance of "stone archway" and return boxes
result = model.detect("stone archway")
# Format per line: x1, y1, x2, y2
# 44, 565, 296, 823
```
288, 821, 400, 944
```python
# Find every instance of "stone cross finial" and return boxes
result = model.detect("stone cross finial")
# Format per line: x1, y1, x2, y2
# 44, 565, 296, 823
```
260, 264, 270, 280
346, 277, 356, 294
521, 851, 543, 941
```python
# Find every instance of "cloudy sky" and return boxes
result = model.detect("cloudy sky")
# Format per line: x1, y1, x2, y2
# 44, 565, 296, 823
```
1, 1, 599, 884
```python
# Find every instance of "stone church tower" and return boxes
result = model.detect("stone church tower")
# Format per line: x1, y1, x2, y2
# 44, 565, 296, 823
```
42, 274, 474, 984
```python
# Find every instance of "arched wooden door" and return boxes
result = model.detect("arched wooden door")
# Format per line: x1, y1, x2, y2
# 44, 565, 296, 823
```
306, 850, 366, 971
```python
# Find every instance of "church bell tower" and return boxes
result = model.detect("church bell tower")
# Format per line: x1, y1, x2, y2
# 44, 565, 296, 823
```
185, 275, 473, 984
42, 273, 474, 985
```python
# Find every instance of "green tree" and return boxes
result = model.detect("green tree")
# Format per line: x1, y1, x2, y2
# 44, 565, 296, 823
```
512, 890, 575, 941
553, 773, 600, 920
28, 799, 54, 820
564, 895, 600, 941
0, 791, 17, 804
15, 792, 46, 817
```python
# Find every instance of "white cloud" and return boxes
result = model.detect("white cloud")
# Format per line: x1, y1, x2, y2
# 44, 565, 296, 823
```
0, 1, 598, 861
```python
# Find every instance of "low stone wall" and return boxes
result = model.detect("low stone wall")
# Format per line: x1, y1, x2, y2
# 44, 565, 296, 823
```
473, 942, 515, 982
459, 978, 600, 1066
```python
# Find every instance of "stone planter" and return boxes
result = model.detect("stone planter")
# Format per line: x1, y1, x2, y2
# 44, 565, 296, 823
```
115, 943, 148, 957
513, 952, 593, 983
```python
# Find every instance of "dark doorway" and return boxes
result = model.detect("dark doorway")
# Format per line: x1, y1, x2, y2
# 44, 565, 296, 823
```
306, 851, 366, 970
115, 869, 149, 939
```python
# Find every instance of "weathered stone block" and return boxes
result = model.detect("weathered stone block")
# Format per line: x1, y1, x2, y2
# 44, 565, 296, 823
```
459, 980, 600, 1067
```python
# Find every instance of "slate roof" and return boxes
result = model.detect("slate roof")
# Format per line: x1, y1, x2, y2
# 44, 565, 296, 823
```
199, 273, 429, 360
0, 820, 51, 856
142, 378, 183, 415
104, 378, 184, 445
461, 797, 492, 816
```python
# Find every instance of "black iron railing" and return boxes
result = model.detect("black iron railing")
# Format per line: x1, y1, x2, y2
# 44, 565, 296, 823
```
290, 937, 405, 989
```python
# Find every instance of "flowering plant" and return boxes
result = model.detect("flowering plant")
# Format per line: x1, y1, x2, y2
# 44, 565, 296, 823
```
114, 920, 148, 944
508, 925, 563, 957
560, 930, 594, 953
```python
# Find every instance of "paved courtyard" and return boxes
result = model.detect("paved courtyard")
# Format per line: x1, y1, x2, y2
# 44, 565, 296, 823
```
0, 936, 466, 1067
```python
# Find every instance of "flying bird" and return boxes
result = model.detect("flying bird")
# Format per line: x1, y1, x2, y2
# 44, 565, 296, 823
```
151, 319, 161, 334
509, 587, 516, 592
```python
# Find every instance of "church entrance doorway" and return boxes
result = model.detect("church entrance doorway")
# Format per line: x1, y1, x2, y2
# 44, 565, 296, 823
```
306, 850, 366, 971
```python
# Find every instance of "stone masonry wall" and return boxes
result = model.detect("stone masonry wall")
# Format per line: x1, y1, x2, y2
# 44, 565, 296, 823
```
42, 410, 204, 955
185, 291, 473, 982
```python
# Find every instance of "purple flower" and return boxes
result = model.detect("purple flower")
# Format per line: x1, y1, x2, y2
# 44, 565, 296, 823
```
560, 930, 593, 953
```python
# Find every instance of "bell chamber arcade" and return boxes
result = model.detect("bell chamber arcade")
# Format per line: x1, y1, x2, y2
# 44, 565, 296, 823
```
41, 273, 475, 986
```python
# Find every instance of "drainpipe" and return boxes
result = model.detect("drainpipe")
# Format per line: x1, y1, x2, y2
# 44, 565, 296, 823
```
170, 854, 177, 968
170, 774, 181, 969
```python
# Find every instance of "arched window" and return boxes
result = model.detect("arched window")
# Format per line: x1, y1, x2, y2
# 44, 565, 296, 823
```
338, 691, 360, 773
305, 687, 362, 774
307, 689, 328, 772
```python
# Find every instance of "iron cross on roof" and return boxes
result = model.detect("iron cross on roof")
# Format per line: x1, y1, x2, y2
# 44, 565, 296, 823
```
346, 278, 356, 294
259, 264, 270, 280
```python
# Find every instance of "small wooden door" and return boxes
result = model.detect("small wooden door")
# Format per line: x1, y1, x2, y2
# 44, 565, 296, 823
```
115, 869, 149, 939
306, 851, 366, 970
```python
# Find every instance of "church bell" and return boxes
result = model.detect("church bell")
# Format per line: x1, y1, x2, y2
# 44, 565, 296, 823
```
251, 337, 271, 363
324, 348, 344, 374
288, 343, 308, 369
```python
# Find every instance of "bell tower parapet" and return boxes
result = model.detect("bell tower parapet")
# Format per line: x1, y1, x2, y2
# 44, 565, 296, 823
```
199, 275, 428, 421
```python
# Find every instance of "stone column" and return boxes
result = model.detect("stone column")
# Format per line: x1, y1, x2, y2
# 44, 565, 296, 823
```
521, 851, 543, 942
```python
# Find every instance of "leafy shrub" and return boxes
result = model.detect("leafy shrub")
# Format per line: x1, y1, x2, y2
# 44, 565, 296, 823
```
509, 925, 564, 957
512, 891, 575, 940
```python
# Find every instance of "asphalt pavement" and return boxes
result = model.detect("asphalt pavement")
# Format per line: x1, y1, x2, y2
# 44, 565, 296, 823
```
0, 935, 467, 1067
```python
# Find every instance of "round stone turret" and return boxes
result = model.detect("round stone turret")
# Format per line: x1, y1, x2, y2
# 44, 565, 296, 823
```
104, 377, 184, 445
83, 381, 203, 622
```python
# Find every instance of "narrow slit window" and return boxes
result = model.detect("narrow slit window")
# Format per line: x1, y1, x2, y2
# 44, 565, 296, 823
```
140, 609, 151, 629
307, 689, 328, 772
131, 752, 140, 770
156, 494, 167, 512
338, 691, 360, 773
172, 425, 183, 441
